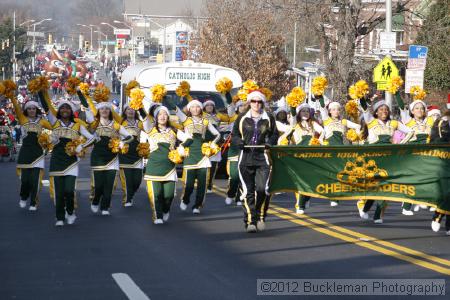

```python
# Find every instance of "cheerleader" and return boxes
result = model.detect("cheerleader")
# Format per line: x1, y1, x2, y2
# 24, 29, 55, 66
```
318, 101, 361, 207
38, 94, 95, 226
359, 100, 414, 223
176, 100, 221, 214
232, 91, 279, 233
144, 106, 189, 224
117, 105, 146, 207
202, 100, 232, 193
89, 100, 133, 215
398, 98, 435, 215
279, 103, 324, 214
224, 101, 246, 206
10, 95, 52, 210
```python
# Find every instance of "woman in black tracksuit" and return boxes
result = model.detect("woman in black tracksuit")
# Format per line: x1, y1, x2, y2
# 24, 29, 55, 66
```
232, 91, 279, 233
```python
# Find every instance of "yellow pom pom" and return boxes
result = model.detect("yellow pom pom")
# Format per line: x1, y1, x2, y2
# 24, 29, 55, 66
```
79, 82, 90, 95
345, 100, 359, 121
168, 149, 183, 164
38, 133, 53, 152
66, 77, 81, 95
410, 85, 426, 100
175, 81, 191, 98
260, 87, 273, 101
286, 86, 306, 108
125, 80, 140, 97
27, 76, 48, 94
0, 82, 5, 95
108, 138, 121, 154
64, 137, 86, 157
93, 85, 110, 103
309, 137, 321, 146
348, 80, 369, 100
242, 80, 259, 92
346, 129, 359, 142
137, 142, 150, 158
237, 88, 248, 101
215, 77, 233, 94
311, 76, 328, 96
129, 88, 145, 110
279, 137, 289, 146
386, 76, 403, 94
201, 142, 220, 157
3, 79, 17, 99
150, 84, 167, 103
120, 143, 129, 154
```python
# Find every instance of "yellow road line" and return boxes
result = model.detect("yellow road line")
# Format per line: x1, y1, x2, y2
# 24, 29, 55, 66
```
271, 205, 450, 268
211, 186, 450, 276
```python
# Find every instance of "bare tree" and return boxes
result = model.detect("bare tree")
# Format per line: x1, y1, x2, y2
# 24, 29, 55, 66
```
190, 0, 291, 98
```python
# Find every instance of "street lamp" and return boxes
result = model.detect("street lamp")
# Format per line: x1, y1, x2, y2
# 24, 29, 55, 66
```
114, 20, 135, 65
19, 19, 34, 27
31, 18, 52, 72
77, 23, 93, 52
94, 30, 109, 59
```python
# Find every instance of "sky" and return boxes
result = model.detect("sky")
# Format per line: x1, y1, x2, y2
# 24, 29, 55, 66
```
123, 0, 205, 16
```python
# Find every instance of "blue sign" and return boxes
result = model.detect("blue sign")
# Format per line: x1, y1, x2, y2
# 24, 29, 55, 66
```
408, 45, 428, 59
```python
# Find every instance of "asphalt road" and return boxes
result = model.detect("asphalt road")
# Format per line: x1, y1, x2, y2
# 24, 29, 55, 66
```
0, 155, 449, 300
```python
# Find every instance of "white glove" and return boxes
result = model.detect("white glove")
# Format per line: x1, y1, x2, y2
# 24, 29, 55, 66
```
177, 145, 185, 157
75, 145, 83, 154
51, 134, 59, 144
94, 134, 101, 142
119, 141, 125, 149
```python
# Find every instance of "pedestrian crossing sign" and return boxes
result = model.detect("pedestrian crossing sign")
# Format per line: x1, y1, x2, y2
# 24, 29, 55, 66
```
373, 56, 399, 91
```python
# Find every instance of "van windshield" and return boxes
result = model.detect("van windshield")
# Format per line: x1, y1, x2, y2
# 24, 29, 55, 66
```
163, 91, 227, 111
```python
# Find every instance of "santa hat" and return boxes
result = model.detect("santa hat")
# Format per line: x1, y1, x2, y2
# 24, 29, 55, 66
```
247, 91, 266, 103
409, 100, 426, 113
296, 103, 311, 114
153, 106, 170, 119
186, 99, 203, 111
427, 105, 441, 117
203, 100, 215, 107
447, 94, 450, 109
23, 101, 41, 110
57, 99, 77, 112
327, 101, 341, 111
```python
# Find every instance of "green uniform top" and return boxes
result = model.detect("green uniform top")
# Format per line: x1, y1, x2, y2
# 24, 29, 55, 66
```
144, 127, 178, 181
119, 119, 144, 168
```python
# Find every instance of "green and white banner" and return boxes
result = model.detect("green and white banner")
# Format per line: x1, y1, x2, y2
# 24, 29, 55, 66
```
269, 144, 450, 214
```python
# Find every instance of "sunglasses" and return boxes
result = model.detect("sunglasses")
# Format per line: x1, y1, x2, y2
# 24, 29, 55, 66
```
250, 100, 263, 104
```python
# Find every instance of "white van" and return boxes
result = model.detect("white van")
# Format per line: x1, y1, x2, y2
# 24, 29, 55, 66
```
120, 60, 243, 112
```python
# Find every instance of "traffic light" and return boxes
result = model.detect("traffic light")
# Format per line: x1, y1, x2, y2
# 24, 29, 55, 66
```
84, 41, 90, 52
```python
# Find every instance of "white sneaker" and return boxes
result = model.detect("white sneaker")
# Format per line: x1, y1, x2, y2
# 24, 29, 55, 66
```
246, 224, 257, 233
153, 219, 164, 225
419, 204, 428, 209
19, 200, 27, 208
66, 214, 77, 225
101, 210, 110, 216
124, 202, 133, 207
359, 210, 369, 220
163, 213, 170, 222
257, 221, 266, 232
402, 209, 414, 216
429, 207, 436, 212
206, 189, 213, 194
55, 221, 64, 226
413, 205, 420, 212
180, 202, 188, 211
446, 230, 450, 236
28, 206, 37, 211
90, 204, 99, 213
330, 201, 338, 207
374, 219, 383, 224
296, 209, 304, 215
192, 208, 201, 214
431, 221, 441, 232
236, 201, 243, 206
225, 197, 233, 205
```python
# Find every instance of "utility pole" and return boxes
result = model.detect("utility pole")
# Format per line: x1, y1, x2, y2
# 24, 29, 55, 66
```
293, 22, 297, 68
385, 0, 393, 109
12, 11, 16, 82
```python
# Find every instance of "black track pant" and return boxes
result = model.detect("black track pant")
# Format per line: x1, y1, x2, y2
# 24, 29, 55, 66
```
238, 164, 271, 226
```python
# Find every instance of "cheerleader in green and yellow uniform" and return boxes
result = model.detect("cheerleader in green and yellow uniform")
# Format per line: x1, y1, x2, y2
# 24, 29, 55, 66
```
117, 105, 146, 207
38, 93, 95, 226
89, 100, 133, 216
397, 98, 435, 214
144, 106, 189, 224
202, 99, 235, 192
318, 101, 361, 207
279, 103, 324, 214
359, 100, 414, 223
9, 94, 52, 211
224, 101, 246, 206
176, 100, 221, 214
